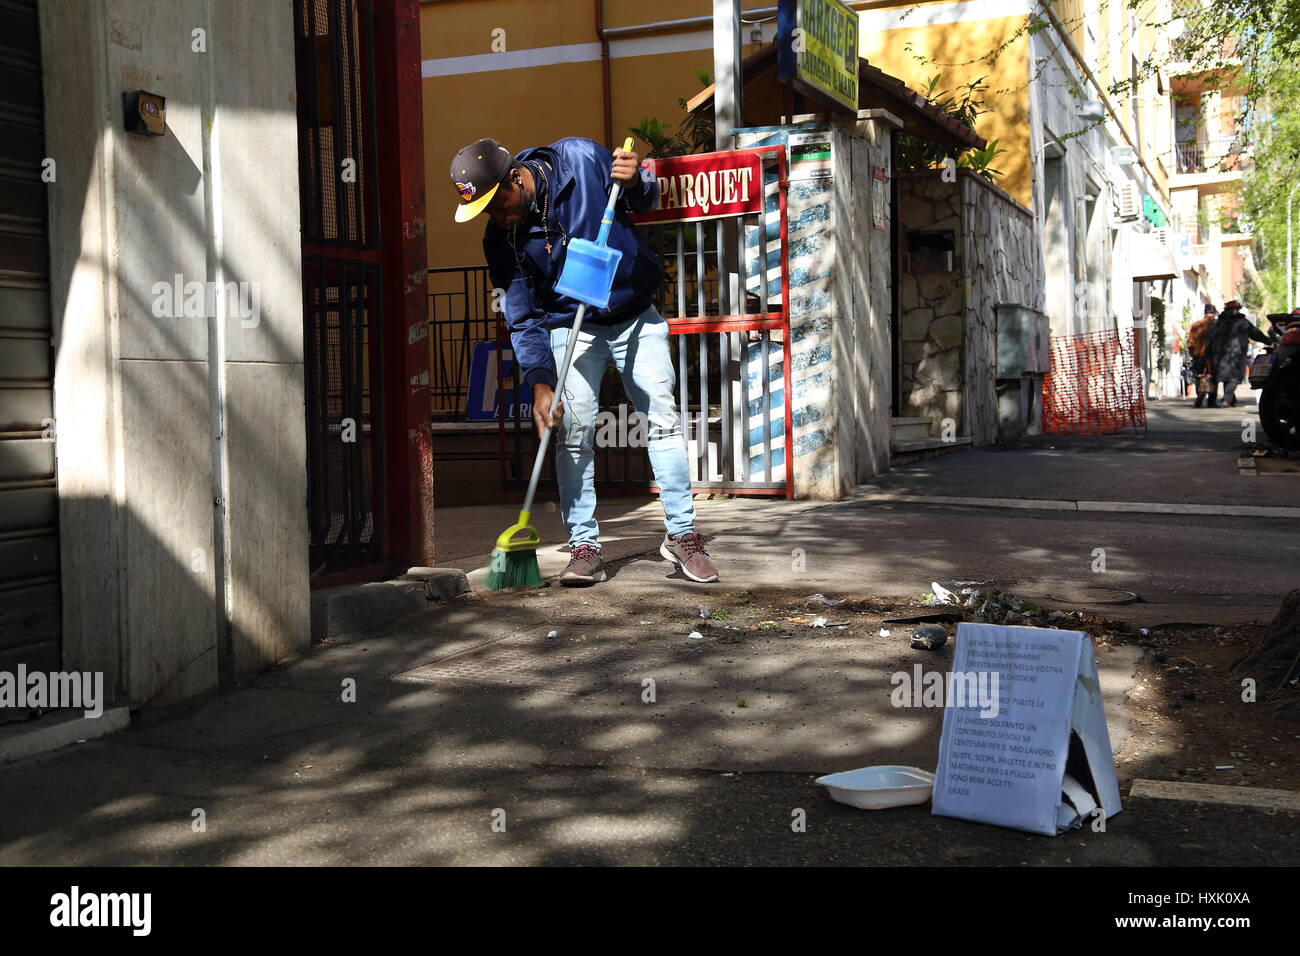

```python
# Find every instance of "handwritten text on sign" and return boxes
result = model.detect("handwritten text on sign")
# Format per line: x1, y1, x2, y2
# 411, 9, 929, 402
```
631, 152, 763, 225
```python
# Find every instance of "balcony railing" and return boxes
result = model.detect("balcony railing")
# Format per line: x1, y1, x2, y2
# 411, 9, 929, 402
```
1171, 30, 1241, 66
1174, 139, 1249, 175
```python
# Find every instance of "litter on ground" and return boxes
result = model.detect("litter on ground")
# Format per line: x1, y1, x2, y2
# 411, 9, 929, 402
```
910, 623, 949, 651
807, 593, 845, 607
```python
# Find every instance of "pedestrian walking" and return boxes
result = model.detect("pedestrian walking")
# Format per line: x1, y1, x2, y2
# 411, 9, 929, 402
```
1186, 303, 1216, 408
1205, 300, 1271, 408
449, 136, 719, 586
1178, 342, 1195, 397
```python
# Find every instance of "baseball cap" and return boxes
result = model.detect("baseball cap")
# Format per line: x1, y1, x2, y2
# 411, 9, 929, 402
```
450, 138, 513, 223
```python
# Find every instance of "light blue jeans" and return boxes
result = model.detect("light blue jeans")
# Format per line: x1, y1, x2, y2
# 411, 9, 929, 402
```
549, 305, 695, 549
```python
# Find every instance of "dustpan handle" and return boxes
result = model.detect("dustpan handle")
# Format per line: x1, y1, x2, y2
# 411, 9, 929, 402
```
522, 138, 637, 515
595, 137, 636, 247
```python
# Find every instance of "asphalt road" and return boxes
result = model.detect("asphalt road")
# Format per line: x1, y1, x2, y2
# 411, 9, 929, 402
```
0, 396, 1294, 867
0, 582, 1290, 866
864, 399, 1279, 507
690, 498, 1294, 626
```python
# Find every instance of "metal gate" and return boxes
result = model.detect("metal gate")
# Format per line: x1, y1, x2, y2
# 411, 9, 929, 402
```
497, 145, 792, 497
294, 0, 387, 579
0, 0, 59, 680
427, 265, 496, 419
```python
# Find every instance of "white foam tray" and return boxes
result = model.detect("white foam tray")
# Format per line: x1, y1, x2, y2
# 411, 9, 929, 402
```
815, 765, 936, 810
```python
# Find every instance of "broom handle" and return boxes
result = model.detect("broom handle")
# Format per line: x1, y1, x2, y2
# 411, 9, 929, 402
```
521, 141, 633, 516
521, 300, 585, 515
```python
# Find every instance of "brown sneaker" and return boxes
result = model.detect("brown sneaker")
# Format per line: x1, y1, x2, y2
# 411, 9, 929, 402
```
660, 532, 719, 583
559, 544, 606, 586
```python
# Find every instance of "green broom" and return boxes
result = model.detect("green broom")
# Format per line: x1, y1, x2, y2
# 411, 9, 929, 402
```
484, 298, 589, 590
486, 139, 634, 590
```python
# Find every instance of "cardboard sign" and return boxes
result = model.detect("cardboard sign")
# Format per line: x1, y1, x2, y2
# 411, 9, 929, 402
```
931, 623, 1122, 836
631, 151, 763, 225
776, 0, 860, 113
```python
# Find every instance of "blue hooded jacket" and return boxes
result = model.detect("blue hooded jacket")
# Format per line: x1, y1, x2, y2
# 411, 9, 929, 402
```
483, 137, 664, 390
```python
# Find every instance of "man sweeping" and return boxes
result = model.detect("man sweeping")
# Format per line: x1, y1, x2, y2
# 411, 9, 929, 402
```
450, 136, 719, 586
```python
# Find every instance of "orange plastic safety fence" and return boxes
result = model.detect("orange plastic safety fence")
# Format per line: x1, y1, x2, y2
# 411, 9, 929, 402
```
1042, 329, 1147, 435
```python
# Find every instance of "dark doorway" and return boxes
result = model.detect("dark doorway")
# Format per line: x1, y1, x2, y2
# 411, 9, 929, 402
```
293, 0, 387, 581
293, 0, 433, 583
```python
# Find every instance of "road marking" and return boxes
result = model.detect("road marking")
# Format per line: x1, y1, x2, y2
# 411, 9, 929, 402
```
856, 492, 1300, 519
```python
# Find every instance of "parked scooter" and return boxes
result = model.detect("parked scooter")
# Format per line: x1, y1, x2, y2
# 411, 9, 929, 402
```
1252, 311, 1300, 451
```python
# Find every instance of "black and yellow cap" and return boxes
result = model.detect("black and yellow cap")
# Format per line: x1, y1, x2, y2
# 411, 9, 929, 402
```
450, 138, 513, 223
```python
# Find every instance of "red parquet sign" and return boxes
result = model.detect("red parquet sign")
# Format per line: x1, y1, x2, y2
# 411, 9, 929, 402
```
1042, 329, 1147, 435
631, 150, 764, 225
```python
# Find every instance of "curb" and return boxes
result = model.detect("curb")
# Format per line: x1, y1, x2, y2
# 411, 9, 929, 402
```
311, 568, 470, 642
856, 493, 1300, 519
0, 707, 131, 764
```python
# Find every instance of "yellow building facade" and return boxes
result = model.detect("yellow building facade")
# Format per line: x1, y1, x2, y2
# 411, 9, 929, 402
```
854, 0, 1174, 223
422, 1, 1182, 310
422, 3, 1176, 216
421, 0, 782, 271
420, 0, 1214, 412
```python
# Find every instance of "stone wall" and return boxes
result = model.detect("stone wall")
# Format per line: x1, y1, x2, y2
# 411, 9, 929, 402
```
897, 174, 964, 432
897, 170, 1043, 444
962, 172, 1043, 445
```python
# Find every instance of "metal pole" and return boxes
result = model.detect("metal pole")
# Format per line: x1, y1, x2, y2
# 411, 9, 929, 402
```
1289, 183, 1300, 310
714, 0, 743, 314
713, 0, 742, 149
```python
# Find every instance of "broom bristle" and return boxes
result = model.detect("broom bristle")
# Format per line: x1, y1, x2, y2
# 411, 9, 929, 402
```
485, 547, 543, 591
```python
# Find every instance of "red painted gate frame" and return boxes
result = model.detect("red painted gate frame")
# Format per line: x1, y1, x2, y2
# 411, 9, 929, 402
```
373, 0, 433, 570
661, 145, 793, 499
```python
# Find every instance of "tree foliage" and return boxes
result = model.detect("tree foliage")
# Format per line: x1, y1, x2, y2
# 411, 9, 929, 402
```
1138, 1, 1300, 312
629, 68, 715, 159
897, 75, 1007, 180
1242, 58, 1300, 311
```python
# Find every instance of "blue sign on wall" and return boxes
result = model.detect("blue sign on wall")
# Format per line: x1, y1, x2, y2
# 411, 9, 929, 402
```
465, 342, 531, 421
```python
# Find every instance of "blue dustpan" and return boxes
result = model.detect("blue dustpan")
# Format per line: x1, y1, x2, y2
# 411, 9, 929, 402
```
554, 240, 622, 308
553, 137, 634, 309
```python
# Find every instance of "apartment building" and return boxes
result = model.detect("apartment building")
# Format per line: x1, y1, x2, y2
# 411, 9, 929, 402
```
854, 2, 1184, 346
1165, 9, 1255, 316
